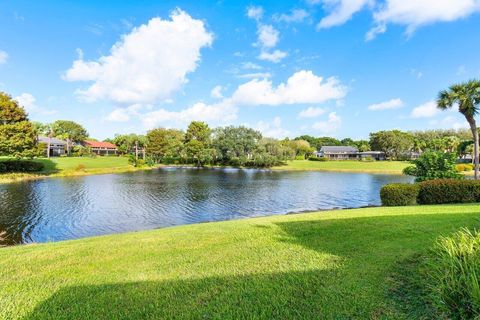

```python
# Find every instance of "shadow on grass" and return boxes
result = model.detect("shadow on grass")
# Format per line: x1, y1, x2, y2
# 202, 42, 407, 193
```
21, 211, 480, 319
33, 158, 59, 174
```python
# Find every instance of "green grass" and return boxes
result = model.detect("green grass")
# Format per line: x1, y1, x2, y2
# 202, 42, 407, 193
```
274, 159, 410, 174
1, 204, 479, 319
0, 157, 152, 183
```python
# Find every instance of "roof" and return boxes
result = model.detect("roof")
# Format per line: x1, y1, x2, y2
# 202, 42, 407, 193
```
83, 140, 117, 149
320, 146, 358, 153
38, 136, 67, 145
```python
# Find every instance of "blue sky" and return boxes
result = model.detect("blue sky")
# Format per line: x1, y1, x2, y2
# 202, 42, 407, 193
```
1, 0, 480, 140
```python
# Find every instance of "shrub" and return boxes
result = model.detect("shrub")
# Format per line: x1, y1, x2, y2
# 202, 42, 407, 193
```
418, 179, 480, 204
455, 164, 473, 172
380, 183, 420, 206
308, 156, 328, 162
403, 151, 462, 182
294, 155, 305, 160
426, 228, 480, 319
0, 160, 44, 173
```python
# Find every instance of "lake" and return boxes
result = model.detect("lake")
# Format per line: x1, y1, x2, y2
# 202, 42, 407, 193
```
0, 167, 413, 245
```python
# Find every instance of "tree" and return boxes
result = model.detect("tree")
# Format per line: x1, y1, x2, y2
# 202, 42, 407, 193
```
111, 133, 147, 155
283, 139, 314, 159
0, 92, 37, 158
184, 121, 214, 167
369, 130, 414, 159
212, 126, 262, 165
403, 151, 462, 182
437, 80, 480, 179
146, 128, 184, 162
52, 120, 88, 155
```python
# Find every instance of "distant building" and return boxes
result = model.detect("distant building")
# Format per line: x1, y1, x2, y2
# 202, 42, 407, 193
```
316, 146, 386, 161
83, 140, 118, 156
38, 136, 67, 157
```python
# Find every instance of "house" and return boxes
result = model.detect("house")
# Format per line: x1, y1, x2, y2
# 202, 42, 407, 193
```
316, 146, 386, 161
83, 140, 118, 156
38, 136, 67, 157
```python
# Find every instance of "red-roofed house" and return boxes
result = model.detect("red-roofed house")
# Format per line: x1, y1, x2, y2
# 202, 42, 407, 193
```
83, 140, 118, 156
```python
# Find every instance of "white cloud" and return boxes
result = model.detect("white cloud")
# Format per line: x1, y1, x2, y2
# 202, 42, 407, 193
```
368, 0, 480, 40
317, 0, 373, 29
429, 116, 468, 130
298, 107, 326, 118
64, 9, 213, 104
257, 24, 279, 48
367, 98, 403, 110
411, 69, 423, 79
231, 70, 346, 106
141, 101, 237, 129
242, 62, 262, 70
312, 112, 342, 133
210, 85, 223, 99
247, 6, 264, 21
15, 93, 56, 116
274, 9, 310, 23
255, 117, 290, 139
0, 50, 8, 64
237, 72, 272, 79
258, 50, 288, 63
105, 104, 143, 122
411, 100, 439, 118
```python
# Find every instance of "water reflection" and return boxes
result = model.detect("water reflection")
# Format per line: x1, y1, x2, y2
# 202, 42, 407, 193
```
0, 168, 412, 245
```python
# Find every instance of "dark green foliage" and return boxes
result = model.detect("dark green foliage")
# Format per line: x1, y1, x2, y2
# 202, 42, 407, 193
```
52, 120, 88, 155
308, 156, 328, 161
426, 228, 480, 319
146, 128, 184, 163
0, 160, 44, 173
403, 151, 463, 182
111, 133, 146, 155
380, 183, 420, 206
212, 126, 261, 164
369, 130, 414, 159
417, 179, 480, 204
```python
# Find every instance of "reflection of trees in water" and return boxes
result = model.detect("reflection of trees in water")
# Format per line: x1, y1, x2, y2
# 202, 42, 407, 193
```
0, 183, 39, 246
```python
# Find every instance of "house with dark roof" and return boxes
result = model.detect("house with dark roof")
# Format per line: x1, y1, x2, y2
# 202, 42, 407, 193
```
38, 136, 67, 157
83, 140, 118, 156
315, 146, 386, 161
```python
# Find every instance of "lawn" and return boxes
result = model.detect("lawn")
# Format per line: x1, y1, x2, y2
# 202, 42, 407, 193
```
1, 204, 479, 319
273, 159, 410, 174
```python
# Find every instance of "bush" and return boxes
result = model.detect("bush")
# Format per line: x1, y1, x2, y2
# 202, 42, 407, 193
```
404, 151, 462, 182
0, 160, 44, 173
308, 156, 328, 162
426, 228, 480, 319
380, 183, 420, 206
455, 164, 474, 172
417, 179, 480, 204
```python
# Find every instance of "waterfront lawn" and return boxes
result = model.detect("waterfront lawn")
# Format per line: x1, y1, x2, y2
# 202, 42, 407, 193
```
1, 204, 479, 319
274, 159, 410, 174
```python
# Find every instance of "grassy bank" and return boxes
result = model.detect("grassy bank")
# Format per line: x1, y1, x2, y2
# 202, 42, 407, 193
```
0, 157, 153, 183
273, 159, 410, 174
1, 204, 479, 319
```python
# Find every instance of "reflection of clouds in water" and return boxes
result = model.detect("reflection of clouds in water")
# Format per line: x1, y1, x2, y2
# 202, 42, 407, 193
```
0, 169, 413, 245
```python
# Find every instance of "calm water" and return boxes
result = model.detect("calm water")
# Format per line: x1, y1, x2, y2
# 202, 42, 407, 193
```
0, 167, 412, 245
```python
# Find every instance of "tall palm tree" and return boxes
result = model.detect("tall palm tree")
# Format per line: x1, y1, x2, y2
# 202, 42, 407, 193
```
437, 80, 480, 179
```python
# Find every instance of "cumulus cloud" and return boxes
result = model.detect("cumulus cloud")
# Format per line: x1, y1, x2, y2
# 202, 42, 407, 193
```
231, 70, 346, 106
64, 9, 213, 104
368, 0, 480, 39
367, 98, 403, 110
410, 100, 439, 118
247, 6, 264, 21
274, 9, 310, 23
242, 62, 262, 70
237, 72, 272, 79
298, 107, 326, 118
15, 93, 56, 115
0, 50, 7, 64
258, 50, 288, 63
141, 101, 238, 129
317, 0, 373, 29
105, 104, 143, 122
255, 117, 290, 139
257, 24, 279, 48
210, 85, 223, 99
312, 112, 342, 133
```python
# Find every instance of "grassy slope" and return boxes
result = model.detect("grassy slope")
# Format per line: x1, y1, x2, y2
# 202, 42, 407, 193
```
0, 157, 151, 183
273, 159, 410, 174
1, 204, 479, 319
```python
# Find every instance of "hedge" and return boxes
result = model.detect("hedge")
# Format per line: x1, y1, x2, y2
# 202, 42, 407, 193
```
0, 160, 44, 173
418, 179, 480, 204
381, 179, 480, 206
380, 183, 420, 206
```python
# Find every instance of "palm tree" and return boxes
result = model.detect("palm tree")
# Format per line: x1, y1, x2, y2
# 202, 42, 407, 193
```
437, 80, 480, 179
